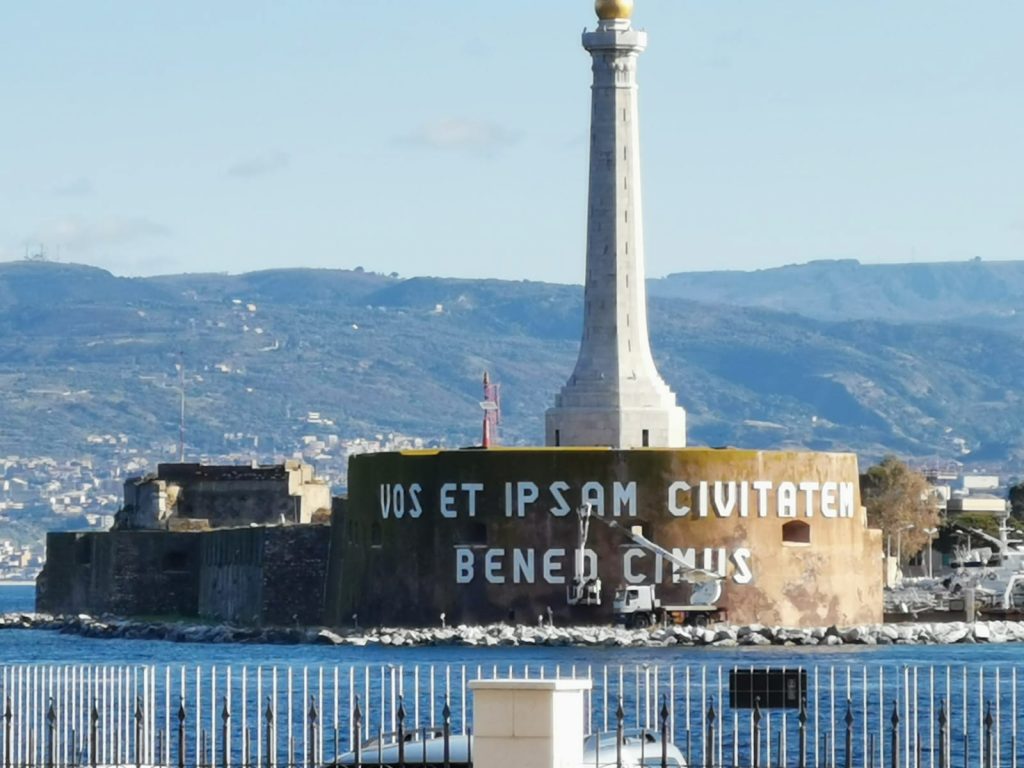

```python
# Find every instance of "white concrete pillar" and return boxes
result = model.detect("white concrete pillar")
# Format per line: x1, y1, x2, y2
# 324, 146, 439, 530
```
470, 679, 592, 768
546, 5, 687, 449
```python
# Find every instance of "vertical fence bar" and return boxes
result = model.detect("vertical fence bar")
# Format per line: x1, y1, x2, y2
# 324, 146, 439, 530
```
263, 698, 273, 768
704, 697, 715, 768
938, 699, 947, 768
287, 668, 293, 768
301, 668, 308, 768
351, 698, 360, 768
307, 697, 318, 768
984, 703, 993, 768
892, 700, 901, 768
256, 669, 263, 768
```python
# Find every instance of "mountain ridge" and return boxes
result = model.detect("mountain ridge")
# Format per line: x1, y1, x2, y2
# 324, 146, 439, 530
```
2, 258, 1023, 467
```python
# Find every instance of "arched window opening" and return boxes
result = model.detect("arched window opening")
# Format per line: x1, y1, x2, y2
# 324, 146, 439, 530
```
782, 520, 811, 546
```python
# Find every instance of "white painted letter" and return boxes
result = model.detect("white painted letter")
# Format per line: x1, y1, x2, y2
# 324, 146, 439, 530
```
713, 481, 737, 518
455, 548, 474, 584
549, 481, 571, 517
513, 549, 535, 584
613, 482, 637, 517
778, 482, 797, 518
839, 482, 855, 518
739, 481, 750, 518
409, 483, 423, 518
392, 485, 406, 519
667, 481, 691, 517
463, 483, 483, 518
516, 482, 539, 517
440, 483, 458, 519
800, 481, 821, 518
732, 548, 753, 585
753, 481, 772, 517
543, 548, 566, 585
821, 482, 838, 518
623, 549, 646, 584
484, 549, 505, 584
582, 482, 605, 516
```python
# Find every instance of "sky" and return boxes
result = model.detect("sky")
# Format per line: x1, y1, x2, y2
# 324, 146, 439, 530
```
1, 1, 1021, 284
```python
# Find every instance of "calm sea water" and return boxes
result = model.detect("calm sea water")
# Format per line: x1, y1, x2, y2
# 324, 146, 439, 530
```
0, 583, 33, 615
4, 582, 1024, 765
0, 582, 1021, 668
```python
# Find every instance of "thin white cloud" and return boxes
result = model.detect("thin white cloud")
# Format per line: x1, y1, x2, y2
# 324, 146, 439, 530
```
400, 118, 519, 154
226, 150, 290, 179
51, 177, 95, 197
31, 216, 169, 252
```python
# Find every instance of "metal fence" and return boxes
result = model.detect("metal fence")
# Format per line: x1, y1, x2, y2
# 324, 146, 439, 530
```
0, 662, 1020, 768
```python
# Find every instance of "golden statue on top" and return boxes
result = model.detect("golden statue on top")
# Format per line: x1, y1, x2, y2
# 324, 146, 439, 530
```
595, 0, 634, 21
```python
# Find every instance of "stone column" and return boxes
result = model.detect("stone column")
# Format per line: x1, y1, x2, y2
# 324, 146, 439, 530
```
546, 8, 687, 449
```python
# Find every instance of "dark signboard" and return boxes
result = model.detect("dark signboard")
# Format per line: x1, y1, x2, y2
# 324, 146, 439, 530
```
729, 668, 807, 709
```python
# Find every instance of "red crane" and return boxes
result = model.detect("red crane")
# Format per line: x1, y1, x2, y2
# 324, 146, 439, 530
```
480, 371, 501, 448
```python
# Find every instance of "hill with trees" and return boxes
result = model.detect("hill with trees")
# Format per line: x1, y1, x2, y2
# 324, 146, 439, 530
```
3, 259, 1024, 465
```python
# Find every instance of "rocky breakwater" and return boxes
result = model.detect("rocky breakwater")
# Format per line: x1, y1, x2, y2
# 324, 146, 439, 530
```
5, 612, 1024, 647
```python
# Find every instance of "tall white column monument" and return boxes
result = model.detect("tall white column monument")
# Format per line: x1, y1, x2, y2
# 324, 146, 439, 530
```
546, 0, 687, 449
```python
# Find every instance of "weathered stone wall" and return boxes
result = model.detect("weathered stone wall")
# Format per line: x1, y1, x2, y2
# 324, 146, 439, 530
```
118, 462, 331, 531
259, 526, 331, 626
198, 529, 265, 625
324, 448, 884, 628
176, 479, 298, 527
38, 525, 331, 626
37, 531, 200, 617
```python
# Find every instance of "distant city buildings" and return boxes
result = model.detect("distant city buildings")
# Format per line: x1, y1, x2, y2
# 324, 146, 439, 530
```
0, 539, 43, 581
0, 421, 438, 579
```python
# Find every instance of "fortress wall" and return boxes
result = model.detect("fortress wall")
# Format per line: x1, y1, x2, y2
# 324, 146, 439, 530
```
325, 448, 883, 628
38, 525, 331, 626
258, 526, 331, 627
198, 528, 265, 625
176, 479, 298, 527
35, 533, 91, 615
37, 531, 201, 617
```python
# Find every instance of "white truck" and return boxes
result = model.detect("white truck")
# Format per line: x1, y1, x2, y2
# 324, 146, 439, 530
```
567, 504, 726, 627
612, 583, 725, 628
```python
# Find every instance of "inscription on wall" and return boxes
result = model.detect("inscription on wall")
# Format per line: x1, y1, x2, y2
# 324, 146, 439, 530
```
375, 477, 856, 589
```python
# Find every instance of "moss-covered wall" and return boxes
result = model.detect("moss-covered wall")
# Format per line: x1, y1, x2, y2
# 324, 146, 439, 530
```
324, 448, 883, 628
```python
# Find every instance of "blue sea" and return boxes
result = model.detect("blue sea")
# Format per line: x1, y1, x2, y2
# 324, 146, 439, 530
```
1, 582, 1022, 667
3, 583, 1024, 765
0, 583, 33, 615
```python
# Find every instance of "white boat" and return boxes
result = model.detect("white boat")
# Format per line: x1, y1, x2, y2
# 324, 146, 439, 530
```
334, 727, 687, 768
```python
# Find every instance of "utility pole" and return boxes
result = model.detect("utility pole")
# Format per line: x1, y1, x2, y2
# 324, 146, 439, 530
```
178, 351, 186, 462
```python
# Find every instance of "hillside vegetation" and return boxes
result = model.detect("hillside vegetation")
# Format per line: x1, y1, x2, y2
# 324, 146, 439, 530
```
3, 259, 1024, 464
651, 259, 1024, 331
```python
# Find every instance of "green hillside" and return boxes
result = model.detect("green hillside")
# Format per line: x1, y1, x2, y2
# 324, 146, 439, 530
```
2, 260, 1023, 465
650, 259, 1024, 331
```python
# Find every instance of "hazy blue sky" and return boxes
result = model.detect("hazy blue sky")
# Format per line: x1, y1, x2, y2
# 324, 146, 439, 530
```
2, 1, 1021, 283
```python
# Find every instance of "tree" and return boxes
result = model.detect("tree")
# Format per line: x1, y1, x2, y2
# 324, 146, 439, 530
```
1008, 481, 1024, 521
861, 456, 941, 563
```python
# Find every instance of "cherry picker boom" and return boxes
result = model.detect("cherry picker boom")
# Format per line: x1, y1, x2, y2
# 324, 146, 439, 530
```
568, 504, 727, 627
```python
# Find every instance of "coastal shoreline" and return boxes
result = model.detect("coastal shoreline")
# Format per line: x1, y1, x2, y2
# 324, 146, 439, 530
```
1, 612, 1021, 648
